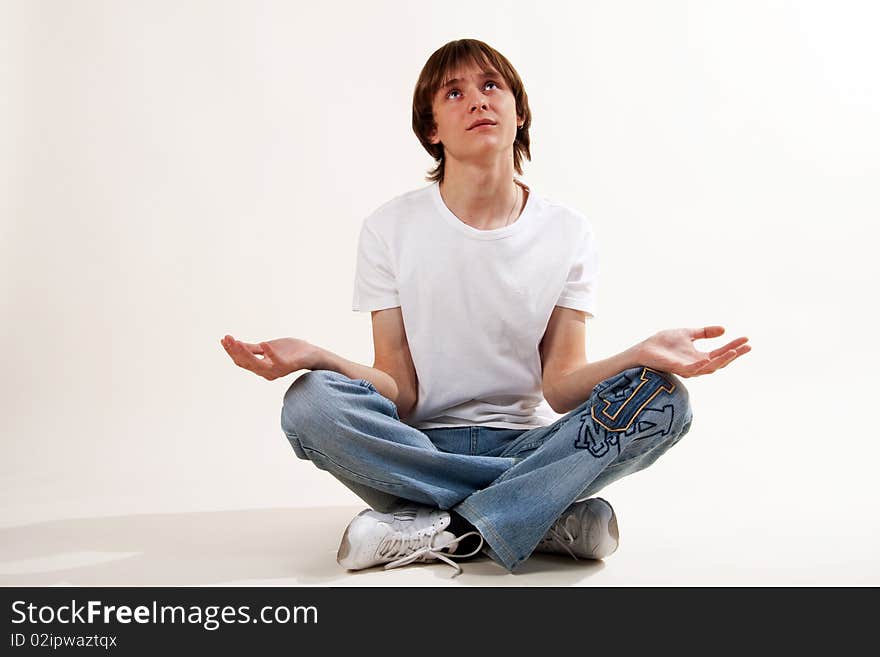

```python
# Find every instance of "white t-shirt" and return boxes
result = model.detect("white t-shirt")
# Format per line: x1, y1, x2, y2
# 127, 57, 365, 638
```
352, 181, 599, 430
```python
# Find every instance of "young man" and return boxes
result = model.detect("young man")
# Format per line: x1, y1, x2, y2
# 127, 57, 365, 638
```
221, 39, 749, 576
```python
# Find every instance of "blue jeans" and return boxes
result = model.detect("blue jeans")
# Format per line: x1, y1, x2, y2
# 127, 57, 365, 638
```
280, 366, 692, 572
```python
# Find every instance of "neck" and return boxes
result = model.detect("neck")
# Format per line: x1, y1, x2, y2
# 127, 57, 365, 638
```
438, 157, 523, 230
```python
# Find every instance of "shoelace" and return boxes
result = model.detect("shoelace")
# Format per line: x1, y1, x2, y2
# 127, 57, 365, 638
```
541, 519, 580, 561
382, 531, 484, 577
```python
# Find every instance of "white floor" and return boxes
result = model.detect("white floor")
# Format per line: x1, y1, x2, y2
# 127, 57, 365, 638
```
2, 502, 877, 587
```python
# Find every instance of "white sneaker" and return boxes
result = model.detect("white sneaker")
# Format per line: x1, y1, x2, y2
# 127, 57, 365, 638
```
535, 497, 619, 560
336, 505, 483, 577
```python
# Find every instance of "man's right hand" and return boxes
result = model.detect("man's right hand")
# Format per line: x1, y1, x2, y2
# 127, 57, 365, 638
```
220, 335, 322, 381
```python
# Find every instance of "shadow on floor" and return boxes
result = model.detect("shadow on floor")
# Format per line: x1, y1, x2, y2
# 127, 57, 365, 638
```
0, 507, 605, 586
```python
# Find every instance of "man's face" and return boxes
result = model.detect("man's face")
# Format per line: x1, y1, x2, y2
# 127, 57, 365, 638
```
428, 62, 521, 167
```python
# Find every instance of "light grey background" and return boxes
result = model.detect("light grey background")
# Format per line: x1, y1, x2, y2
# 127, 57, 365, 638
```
2, 0, 878, 584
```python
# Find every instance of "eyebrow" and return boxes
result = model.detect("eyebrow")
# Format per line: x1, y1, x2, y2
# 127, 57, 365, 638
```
439, 71, 500, 89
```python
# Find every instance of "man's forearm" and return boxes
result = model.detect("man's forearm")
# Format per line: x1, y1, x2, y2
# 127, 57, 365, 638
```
311, 347, 400, 405
545, 345, 644, 415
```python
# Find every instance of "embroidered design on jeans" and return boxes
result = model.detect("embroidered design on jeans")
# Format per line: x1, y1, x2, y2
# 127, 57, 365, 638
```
574, 404, 675, 458
624, 404, 675, 441
591, 368, 675, 432
574, 368, 676, 458
574, 414, 621, 458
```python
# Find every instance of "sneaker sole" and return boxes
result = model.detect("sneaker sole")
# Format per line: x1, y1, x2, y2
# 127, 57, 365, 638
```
337, 527, 353, 566
589, 498, 619, 559
336, 509, 373, 569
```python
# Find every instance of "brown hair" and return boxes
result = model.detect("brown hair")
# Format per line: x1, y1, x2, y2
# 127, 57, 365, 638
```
412, 39, 532, 183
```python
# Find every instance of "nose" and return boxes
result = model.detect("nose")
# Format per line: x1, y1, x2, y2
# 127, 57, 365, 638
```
470, 91, 488, 112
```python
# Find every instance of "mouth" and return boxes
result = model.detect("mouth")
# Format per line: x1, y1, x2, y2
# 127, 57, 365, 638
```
467, 120, 497, 130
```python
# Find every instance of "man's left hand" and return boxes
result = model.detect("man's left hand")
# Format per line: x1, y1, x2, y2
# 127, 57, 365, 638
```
636, 326, 750, 378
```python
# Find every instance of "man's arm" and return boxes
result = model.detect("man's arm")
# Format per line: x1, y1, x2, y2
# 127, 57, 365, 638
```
540, 307, 750, 414
368, 307, 419, 419
318, 306, 419, 420
544, 353, 643, 415
310, 348, 401, 405
221, 308, 419, 418
309, 308, 419, 419
221, 333, 406, 411
540, 307, 640, 414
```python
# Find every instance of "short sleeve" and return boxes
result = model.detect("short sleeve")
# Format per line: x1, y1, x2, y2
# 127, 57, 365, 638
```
352, 220, 400, 312
555, 222, 599, 317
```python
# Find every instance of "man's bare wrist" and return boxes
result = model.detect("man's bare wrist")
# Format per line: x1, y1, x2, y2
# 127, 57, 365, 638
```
307, 344, 332, 371
624, 342, 646, 368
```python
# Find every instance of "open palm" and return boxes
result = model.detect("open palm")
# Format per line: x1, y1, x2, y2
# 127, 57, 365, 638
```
220, 335, 320, 381
640, 326, 750, 378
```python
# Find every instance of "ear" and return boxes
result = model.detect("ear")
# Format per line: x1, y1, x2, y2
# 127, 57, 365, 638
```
428, 124, 440, 145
